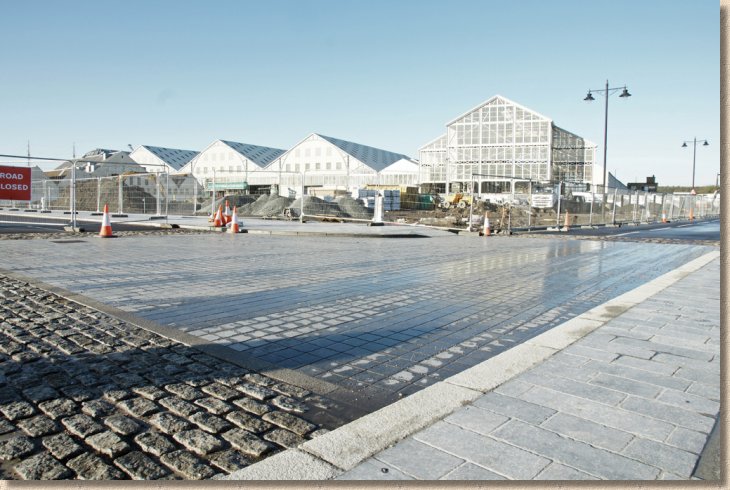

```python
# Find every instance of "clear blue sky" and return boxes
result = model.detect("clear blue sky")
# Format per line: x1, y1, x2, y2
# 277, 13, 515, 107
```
0, 0, 719, 186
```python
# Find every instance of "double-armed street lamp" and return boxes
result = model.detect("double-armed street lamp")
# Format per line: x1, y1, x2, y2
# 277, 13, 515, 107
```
681, 137, 709, 193
584, 80, 632, 194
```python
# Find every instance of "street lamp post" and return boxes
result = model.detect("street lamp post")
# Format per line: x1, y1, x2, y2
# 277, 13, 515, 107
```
583, 80, 632, 196
681, 137, 709, 192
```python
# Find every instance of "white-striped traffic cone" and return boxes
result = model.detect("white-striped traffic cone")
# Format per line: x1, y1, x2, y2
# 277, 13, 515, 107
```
99, 204, 115, 238
483, 213, 490, 236
229, 206, 240, 233
224, 200, 232, 224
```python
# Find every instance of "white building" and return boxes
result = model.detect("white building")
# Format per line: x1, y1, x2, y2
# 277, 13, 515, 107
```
129, 145, 198, 174
180, 139, 285, 191
47, 149, 145, 179
268, 133, 416, 195
419, 95, 597, 194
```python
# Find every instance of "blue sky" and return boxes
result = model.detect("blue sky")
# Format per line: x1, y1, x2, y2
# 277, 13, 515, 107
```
0, 0, 719, 186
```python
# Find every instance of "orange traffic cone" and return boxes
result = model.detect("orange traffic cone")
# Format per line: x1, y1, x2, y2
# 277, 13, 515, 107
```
213, 205, 224, 227
483, 213, 490, 236
661, 211, 667, 223
224, 200, 232, 224
562, 211, 570, 232
99, 204, 115, 238
229, 206, 240, 233
689, 207, 694, 221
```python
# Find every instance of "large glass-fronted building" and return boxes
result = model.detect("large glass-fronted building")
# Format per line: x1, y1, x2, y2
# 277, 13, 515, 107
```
419, 95, 596, 193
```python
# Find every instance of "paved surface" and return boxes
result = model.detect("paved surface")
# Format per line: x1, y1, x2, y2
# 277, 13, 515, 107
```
0, 230, 712, 406
217, 252, 719, 481
0, 221, 720, 480
335, 254, 721, 480
0, 274, 336, 480
537, 218, 721, 243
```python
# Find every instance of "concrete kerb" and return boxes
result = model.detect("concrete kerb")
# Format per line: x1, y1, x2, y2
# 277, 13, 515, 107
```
224, 249, 720, 480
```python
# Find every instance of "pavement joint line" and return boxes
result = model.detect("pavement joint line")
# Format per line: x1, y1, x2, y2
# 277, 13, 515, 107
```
223, 249, 720, 480
0, 267, 344, 398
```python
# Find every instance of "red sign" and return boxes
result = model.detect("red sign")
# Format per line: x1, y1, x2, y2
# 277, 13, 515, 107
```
0, 166, 32, 201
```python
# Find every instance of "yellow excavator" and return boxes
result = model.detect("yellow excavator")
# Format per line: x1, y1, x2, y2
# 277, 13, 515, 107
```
437, 193, 472, 209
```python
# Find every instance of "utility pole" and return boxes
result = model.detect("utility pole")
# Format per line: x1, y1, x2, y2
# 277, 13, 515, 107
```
26, 141, 30, 167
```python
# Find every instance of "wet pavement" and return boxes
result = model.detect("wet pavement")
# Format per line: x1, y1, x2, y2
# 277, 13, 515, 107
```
334, 253, 721, 481
0, 232, 713, 406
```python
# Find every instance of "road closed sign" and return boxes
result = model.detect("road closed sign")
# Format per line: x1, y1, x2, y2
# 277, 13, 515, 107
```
0, 166, 32, 201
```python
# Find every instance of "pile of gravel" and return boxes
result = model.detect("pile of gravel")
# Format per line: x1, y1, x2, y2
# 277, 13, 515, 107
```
290, 196, 342, 217
336, 196, 373, 219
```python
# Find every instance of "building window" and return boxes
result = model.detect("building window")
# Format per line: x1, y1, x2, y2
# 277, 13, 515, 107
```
336, 162, 342, 170
305, 163, 310, 171
315, 162, 320, 170
326, 162, 331, 170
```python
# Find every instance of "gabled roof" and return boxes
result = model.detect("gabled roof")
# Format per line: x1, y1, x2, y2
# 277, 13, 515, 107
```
446, 94, 553, 126
419, 133, 447, 152
138, 145, 198, 171
220, 140, 285, 168
316, 134, 411, 172
608, 172, 627, 190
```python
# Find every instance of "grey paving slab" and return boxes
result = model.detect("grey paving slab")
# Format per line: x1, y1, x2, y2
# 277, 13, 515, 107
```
414, 421, 551, 479
441, 462, 506, 480
535, 462, 600, 480
373, 437, 465, 480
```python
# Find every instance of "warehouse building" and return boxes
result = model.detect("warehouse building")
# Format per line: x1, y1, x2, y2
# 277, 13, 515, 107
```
129, 145, 199, 174
267, 133, 417, 197
179, 139, 285, 193
419, 95, 596, 194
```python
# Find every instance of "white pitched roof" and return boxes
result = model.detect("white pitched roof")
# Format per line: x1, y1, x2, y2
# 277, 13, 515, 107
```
446, 94, 553, 126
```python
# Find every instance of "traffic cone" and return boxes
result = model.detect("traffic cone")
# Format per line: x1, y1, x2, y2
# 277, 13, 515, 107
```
229, 206, 240, 233
689, 207, 694, 222
99, 204, 115, 238
483, 212, 490, 236
224, 200, 232, 224
213, 205, 224, 227
661, 211, 667, 223
562, 211, 570, 232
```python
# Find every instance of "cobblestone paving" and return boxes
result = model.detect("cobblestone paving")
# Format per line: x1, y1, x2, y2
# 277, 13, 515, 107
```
0, 276, 333, 480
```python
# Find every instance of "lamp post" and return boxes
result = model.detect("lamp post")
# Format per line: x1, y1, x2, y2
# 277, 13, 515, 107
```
583, 80, 632, 194
681, 137, 709, 193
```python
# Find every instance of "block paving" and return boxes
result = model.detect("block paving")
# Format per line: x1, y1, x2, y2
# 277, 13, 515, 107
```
0, 234, 711, 403
338, 257, 720, 480
0, 275, 334, 480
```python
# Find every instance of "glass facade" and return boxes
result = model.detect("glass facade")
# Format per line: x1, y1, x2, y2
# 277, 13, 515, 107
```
419, 96, 595, 191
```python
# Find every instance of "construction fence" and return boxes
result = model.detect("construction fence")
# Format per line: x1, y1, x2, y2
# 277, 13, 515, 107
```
0, 171, 721, 231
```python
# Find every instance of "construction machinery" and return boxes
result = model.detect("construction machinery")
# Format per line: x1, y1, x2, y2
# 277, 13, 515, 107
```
437, 193, 473, 209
